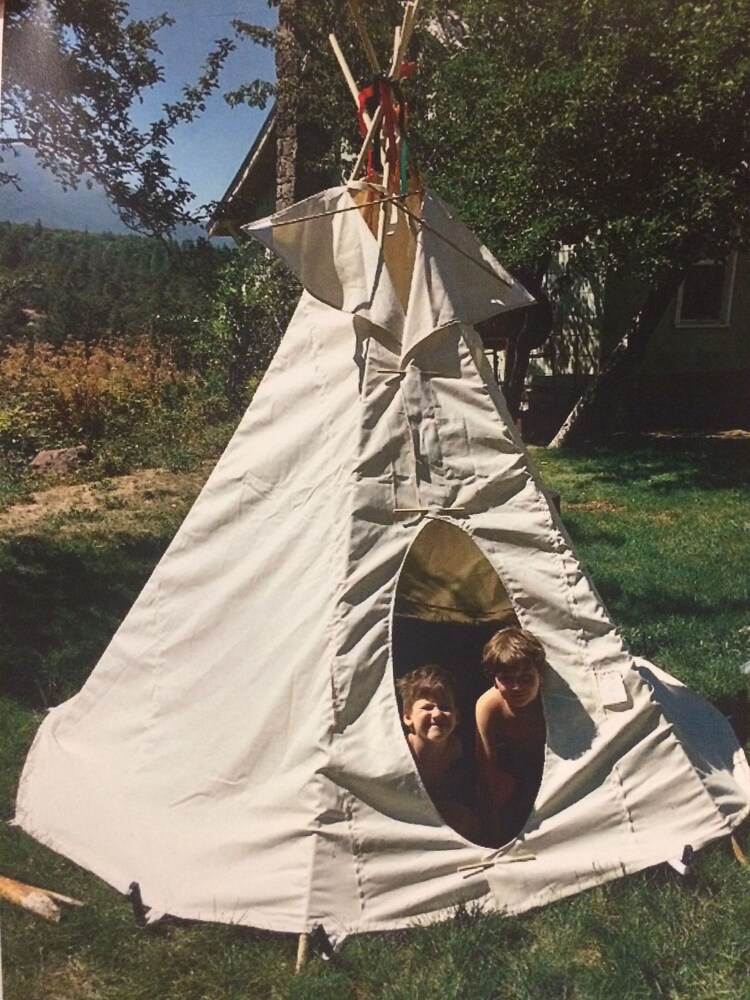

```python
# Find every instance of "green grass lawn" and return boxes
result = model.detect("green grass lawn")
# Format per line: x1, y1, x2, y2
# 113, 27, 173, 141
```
1, 435, 749, 1000
537, 436, 750, 718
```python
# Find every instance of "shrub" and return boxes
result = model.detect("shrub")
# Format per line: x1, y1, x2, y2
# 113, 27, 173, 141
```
210, 244, 301, 409
0, 337, 225, 471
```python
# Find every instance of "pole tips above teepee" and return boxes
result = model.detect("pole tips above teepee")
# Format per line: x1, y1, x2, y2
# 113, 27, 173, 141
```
330, 0, 423, 198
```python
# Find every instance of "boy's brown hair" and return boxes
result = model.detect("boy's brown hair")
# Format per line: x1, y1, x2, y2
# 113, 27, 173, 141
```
396, 665, 456, 714
481, 627, 546, 681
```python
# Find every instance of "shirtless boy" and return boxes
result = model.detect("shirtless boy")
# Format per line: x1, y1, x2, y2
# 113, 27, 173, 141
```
397, 665, 479, 841
475, 627, 546, 846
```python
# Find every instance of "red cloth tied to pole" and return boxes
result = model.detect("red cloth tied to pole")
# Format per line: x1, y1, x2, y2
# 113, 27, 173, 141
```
378, 78, 400, 184
357, 85, 374, 138
357, 64, 417, 184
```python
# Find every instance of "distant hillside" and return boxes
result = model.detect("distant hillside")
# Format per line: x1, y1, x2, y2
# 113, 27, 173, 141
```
0, 221, 232, 345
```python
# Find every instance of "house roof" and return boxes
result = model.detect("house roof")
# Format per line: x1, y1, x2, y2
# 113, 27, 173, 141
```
206, 107, 277, 240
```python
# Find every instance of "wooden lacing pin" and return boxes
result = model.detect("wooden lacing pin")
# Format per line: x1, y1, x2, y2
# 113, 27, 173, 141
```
378, 369, 447, 376
458, 861, 495, 877
393, 507, 467, 514
458, 849, 536, 878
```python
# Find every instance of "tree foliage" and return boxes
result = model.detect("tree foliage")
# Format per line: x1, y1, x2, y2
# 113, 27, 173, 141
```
218, 0, 750, 429
1, 1, 408, 230
2, 0, 234, 235
408, 0, 750, 438
6, 2, 748, 436
415, 0, 750, 279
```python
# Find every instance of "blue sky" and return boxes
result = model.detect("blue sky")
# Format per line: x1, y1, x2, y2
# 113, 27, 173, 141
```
0, 1, 278, 235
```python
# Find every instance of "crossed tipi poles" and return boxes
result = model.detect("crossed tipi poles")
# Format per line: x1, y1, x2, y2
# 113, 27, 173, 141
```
327, 0, 423, 244
322, 3, 515, 299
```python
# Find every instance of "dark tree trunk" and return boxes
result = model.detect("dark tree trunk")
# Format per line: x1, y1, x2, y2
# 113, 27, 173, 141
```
549, 266, 686, 448
502, 300, 554, 418
275, 0, 300, 210
502, 263, 554, 418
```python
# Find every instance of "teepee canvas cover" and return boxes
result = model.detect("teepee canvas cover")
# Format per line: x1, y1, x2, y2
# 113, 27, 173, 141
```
15, 184, 750, 936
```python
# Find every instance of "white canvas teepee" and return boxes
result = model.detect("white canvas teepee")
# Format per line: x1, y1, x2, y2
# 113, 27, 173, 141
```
14, 179, 750, 936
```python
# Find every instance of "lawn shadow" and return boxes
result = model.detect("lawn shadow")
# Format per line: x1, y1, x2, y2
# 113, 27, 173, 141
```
563, 435, 750, 492
0, 531, 167, 708
593, 582, 749, 624
713, 691, 750, 745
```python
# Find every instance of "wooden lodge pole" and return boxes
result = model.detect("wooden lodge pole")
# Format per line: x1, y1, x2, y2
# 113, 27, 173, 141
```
390, 0, 422, 76
328, 33, 373, 129
348, 103, 384, 183
346, 0, 380, 73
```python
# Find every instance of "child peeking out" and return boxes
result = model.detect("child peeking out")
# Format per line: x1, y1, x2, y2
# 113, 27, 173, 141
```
475, 627, 547, 846
397, 665, 479, 842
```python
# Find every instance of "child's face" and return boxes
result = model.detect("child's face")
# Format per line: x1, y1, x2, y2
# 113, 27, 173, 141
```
403, 689, 458, 743
493, 666, 540, 708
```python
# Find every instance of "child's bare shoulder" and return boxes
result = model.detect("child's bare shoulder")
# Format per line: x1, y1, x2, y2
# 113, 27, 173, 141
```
476, 688, 508, 726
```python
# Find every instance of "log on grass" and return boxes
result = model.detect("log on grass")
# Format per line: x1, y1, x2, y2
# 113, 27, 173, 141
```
0, 875, 83, 922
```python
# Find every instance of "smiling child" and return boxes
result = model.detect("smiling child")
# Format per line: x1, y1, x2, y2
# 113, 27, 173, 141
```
397, 665, 479, 841
475, 627, 547, 846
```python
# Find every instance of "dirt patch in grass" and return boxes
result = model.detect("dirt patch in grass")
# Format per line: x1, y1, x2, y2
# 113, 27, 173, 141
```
644, 428, 750, 441
564, 500, 626, 513
572, 944, 604, 969
0, 464, 213, 539
29, 957, 103, 1000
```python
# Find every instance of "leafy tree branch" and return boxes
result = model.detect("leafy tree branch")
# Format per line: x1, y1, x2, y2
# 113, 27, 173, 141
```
2, 0, 236, 235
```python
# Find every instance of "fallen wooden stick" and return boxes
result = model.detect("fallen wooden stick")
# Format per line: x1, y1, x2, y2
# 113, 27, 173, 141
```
0, 876, 84, 923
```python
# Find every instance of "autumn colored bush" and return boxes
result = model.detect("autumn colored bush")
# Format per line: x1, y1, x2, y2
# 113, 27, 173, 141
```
0, 337, 223, 472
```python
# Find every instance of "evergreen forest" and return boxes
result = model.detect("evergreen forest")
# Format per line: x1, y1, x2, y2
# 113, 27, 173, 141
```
0, 221, 231, 345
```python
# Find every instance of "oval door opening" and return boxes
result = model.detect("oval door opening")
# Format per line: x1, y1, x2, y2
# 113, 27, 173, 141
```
392, 520, 545, 847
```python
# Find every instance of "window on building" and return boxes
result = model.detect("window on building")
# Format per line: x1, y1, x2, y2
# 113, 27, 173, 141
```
675, 255, 737, 327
